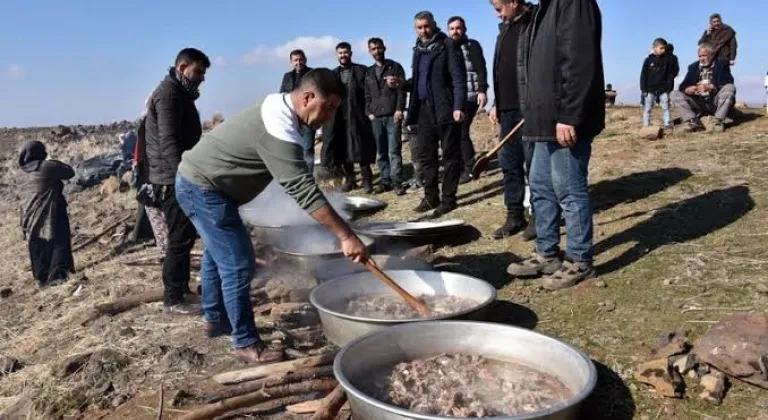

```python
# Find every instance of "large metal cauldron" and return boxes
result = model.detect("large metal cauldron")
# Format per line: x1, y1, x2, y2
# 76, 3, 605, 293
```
309, 270, 496, 346
334, 321, 597, 420
265, 225, 375, 273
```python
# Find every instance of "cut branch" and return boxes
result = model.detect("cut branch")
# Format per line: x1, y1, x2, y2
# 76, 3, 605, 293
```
310, 385, 347, 420
202, 365, 334, 404
213, 352, 337, 385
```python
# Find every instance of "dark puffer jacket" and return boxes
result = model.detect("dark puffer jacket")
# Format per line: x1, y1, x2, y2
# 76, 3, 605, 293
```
144, 70, 202, 185
522, 0, 605, 142
493, 2, 537, 111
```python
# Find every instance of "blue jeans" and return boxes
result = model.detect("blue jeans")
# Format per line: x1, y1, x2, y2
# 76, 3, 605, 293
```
372, 116, 403, 186
175, 175, 260, 349
302, 128, 316, 175
530, 139, 593, 262
498, 109, 534, 214
642, 92, 671, 126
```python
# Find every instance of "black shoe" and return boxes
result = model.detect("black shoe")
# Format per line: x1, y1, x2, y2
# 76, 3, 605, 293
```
341, 179, 357, 192
459, 172, 473, 185
363, 183, 374, 194
374, 184, 393, 194
394, 185, 407, 196
431, 202, 457, 218
492, 213, 526, 240
414, 199, 439, 213
522, 214, 537, 241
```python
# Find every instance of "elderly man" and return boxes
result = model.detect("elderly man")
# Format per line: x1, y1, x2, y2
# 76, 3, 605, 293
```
698, 13, 737, 66
506, 0, 605, 291
670, 42, 735, 133
404, 11, 467, 218
176, 69, 369, 364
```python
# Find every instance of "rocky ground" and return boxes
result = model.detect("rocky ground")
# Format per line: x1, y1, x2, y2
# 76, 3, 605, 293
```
0, 107, 767, 419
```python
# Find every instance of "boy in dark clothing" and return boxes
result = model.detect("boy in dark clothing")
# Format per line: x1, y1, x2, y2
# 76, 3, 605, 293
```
640, 38, 676, 129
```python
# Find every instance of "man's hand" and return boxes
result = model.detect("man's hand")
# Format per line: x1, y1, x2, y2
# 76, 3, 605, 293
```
453, 110, 465, 123
368, 114, 375, 121
555, 123, 577, 148
477, 92, 488, 108
384, 76, 401, 89
684, 85, 699, 96
488, 106, 498, 125
701, 84, 715, 93
394, 110, 404, 124
341, 235, 369, 263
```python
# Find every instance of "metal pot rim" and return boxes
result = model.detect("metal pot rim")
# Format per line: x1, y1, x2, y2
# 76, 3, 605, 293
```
271, 234, 375, 258
309, 270, 497, 323
333, 320, 598, 420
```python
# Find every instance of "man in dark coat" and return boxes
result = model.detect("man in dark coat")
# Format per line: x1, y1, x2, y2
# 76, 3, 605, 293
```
144, 47, 210, 315
506, 0, 605, 291
404, 11, 467, 218
698, 13, 738, 66
321, 42, 376, 193
279, 49, 316, 174
18, 140, 75, 286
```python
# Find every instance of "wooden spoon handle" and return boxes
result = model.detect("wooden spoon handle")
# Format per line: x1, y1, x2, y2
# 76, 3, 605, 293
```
487, 118, 525, 156
364, 260, 431, 316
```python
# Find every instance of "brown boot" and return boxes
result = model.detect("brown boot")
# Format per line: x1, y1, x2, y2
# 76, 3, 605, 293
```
232, 345, 284, 364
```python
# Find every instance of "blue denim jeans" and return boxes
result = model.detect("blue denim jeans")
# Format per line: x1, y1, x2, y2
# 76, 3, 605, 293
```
498, 109, 534, 214
642, 92, 671, 126
372, 116, 403, 186
530, 139, 593, 262
302, 127, 316, 175
175, 175, 260, 349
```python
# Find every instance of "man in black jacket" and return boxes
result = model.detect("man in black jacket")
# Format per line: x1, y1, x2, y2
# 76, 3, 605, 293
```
487, 0, 537, 241
405, 10, 467, 218
145, 48, 210, 314
506, 0, 605, 291
321, 42, 376, 193
670, 42, 736, 133
365, 38, 407, 195
279, 49, 316, 174
447, 16, 489, 184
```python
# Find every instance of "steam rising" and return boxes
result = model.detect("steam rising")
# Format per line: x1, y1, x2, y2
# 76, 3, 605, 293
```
239, 180, 350, 227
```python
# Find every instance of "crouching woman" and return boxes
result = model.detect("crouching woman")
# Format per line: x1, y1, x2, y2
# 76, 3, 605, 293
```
18, 140, 76, 286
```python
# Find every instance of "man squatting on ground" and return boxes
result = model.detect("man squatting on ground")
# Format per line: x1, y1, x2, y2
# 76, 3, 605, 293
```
175, 69, 370, 364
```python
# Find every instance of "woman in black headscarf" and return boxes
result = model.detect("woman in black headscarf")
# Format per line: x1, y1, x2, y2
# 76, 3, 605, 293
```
18, 140, 76, 286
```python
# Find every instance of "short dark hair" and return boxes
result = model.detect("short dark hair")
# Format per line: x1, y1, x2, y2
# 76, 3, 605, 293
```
296, 68, 344, 99
414, 10, 436, 24
336, 42, 352, 51
175, 48, 210, 68
710, 13, 722, 21
367, 37, 384, 47
289, 49, 306, 59
653, 38, 668, 47
447, 16, 466, 27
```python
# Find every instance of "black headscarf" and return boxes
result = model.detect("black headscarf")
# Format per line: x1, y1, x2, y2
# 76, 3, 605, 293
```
18, 140, 47, 173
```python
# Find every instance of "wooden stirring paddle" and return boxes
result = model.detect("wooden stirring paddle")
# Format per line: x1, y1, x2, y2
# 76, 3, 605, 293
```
471, 118, 525, 180
363, 259, 432, 316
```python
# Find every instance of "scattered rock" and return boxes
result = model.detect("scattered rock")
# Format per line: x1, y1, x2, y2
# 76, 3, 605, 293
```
171, 389, 196, 408
0, 287, 12, 298
757, 283, 768, 295
54, 351, 96, 378
634, 358, 685, 398
672, 354, 697, 375
639, 125, 664, 141
159, 346, 205, 372
697, 363, 710, 377
699, 370, 727, 405
597, 300, 616, 313
118, 327, 136, 338
651, 329, 690, 358
662, 278, 676, 286
594, 280, 607, 288
0, 355, 25, 376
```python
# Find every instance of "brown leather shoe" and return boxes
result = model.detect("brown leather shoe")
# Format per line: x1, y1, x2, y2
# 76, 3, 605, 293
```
232, 345, 284, 364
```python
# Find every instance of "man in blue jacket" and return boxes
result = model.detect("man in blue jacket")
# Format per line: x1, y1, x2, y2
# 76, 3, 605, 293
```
404, 10, 467, 218
670, 42, 736, 133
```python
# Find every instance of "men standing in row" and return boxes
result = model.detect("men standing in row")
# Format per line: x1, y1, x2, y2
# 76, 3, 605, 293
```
321, 42, 376, 193
699, 13, 737, 66
447, 16, 489, 185
507, 0, 605, 290
279, 49, 316, 174
365, 38, 407, 196
145, 48, 210, 314
488, 0, 537, 241
405, 11, 467, 218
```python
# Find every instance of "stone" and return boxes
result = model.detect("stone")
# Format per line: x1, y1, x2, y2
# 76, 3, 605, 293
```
699, 371, 727, 405
651, 329, 690, 358
662, 278, 676, 286
672, 354, 697, 375
594, 280, 607, 288
639, 125, 664, 141
598, 300, 616, 313
757, 283, 768, 295
697, 363, 710, 377
634, 358, 685, 398
0, 287, 12, 298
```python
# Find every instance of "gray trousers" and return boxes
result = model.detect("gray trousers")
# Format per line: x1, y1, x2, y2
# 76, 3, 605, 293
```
670, 83, 736, 122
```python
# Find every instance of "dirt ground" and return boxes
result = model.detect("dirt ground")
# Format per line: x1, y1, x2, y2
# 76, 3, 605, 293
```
1, 107, 768, 419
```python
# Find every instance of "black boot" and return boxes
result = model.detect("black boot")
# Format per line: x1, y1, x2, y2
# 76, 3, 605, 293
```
361, 165, 374, 194
492, 212, 526, 240
522, 213, 537, 241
